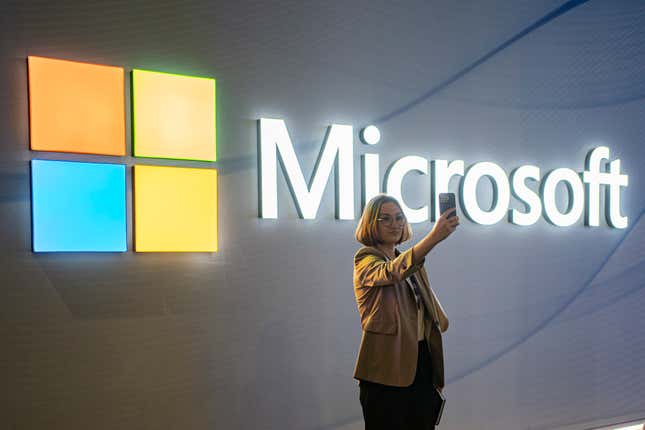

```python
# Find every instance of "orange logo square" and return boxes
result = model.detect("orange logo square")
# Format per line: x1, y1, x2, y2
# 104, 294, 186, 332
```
27, 56, 126, 156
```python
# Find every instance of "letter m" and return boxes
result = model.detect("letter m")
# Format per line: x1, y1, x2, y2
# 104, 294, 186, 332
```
258, 118, 354, 219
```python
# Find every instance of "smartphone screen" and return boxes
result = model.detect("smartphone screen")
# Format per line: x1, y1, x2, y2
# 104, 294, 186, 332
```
439, 193, 456, 219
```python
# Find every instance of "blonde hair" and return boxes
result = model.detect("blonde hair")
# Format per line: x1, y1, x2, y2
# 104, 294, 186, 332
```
355, 194, 412, 246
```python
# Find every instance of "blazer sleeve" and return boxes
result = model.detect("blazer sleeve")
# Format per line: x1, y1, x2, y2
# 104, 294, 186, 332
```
354, 247, 425, 287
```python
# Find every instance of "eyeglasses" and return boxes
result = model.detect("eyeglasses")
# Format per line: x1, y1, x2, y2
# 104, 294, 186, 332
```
376, 214, 406, 226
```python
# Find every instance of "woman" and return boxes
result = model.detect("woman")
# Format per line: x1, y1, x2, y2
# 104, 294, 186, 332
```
353, 194, 458, 429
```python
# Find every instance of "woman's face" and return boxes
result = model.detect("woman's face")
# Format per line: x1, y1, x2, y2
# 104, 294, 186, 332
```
376, 202, 406, 246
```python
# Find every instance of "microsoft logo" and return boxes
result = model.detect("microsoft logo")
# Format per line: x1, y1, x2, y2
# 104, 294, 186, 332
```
28, 56, 218, 252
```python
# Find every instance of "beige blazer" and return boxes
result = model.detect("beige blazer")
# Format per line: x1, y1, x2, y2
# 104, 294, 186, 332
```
353, 246, 449, 388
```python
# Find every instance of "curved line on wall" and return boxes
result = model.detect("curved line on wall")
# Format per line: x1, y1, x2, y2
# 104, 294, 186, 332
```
371, 0, 592, 125
443, 92, 645, 111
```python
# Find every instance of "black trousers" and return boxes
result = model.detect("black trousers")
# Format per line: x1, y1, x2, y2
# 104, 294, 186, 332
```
359, 340, 442, 430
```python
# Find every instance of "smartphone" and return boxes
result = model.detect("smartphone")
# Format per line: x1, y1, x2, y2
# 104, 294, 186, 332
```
439, 193, 456, 219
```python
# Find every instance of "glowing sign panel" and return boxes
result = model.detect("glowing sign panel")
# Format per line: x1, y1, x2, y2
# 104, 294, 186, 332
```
27, 56, 126, 156
31, 160, 127, 252
134, 165, 218, 252
132, 69, 216, 162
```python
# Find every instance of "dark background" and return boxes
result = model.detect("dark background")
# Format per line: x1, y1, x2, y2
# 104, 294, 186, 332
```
1, 1, 644, 429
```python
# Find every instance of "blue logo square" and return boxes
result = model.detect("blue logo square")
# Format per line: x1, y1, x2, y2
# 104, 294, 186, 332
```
31, 160, 127, 252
